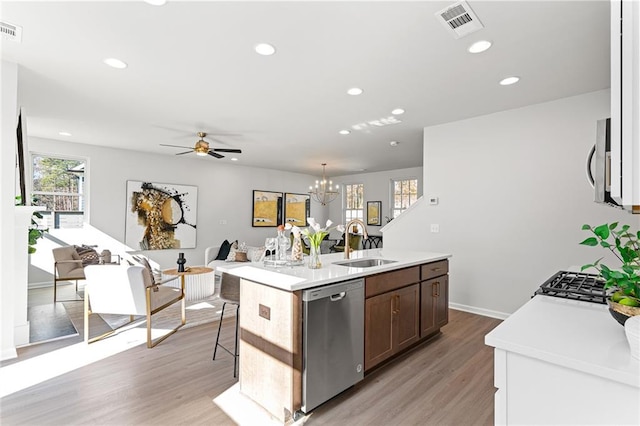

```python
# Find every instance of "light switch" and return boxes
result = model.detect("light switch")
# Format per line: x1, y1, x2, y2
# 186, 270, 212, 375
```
430, 224, 440, 233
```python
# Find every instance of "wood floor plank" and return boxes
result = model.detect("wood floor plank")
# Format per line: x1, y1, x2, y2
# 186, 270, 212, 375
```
0, 310, 501, 425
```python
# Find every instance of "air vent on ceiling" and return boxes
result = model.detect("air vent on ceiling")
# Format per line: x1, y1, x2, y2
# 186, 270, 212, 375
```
1, 21, 22, 43
435, 1, 484, 39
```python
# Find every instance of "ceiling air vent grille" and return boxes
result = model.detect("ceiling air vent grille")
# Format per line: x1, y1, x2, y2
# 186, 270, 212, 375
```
1, 21, 22, 43
435, 1, 484, 39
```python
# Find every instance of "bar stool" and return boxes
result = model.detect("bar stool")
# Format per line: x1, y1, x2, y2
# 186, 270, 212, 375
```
212, 272, 240, 377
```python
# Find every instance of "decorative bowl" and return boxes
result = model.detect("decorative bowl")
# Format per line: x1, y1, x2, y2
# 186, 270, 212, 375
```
607, 299, 640, 326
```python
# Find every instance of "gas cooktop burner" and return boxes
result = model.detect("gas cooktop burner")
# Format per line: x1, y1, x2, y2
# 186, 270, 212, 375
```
535, 270, 606, 304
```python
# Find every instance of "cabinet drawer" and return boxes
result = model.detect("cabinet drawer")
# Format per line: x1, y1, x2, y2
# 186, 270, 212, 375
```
365, 266, 420, 298
421, 260, 448, 280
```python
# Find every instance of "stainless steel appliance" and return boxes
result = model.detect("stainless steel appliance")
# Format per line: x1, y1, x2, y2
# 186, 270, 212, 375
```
587, 118, 622, 209
301, 278, 364, 413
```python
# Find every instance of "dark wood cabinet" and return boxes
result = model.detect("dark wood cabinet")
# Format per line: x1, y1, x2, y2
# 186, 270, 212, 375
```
364, 259, 449, 372
421, 275, 449, 338
364, 283, 419, 371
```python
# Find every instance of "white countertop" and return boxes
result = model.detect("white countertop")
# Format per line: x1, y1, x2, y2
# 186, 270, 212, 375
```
485, 295, 640, 388
216, 248, 451, 291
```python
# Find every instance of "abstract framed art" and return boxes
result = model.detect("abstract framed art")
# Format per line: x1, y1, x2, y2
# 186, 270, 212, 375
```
252, 190, 283, 227
125, 181, 198, 250
367, 201, 382, 226
284, 193, 310, 227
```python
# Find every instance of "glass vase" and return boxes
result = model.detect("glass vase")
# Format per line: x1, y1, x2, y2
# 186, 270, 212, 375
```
308, 243, 322, 269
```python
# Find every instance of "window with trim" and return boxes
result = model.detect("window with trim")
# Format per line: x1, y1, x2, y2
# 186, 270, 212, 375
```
31, 154, 86, 229
391, 178, 418, 218
344, 183, 364, 230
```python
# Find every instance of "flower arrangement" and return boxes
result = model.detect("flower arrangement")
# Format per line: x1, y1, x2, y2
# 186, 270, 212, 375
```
294, 218, 345, 250
293, 218, 344, 268
580, 222, 640, 312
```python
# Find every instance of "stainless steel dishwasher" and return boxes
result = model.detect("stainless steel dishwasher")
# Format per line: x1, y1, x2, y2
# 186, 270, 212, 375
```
301, 278, 364, 413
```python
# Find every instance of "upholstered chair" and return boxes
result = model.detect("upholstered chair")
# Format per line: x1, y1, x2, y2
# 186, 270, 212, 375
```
84, 264, 184, 348
52, 246, 85, 303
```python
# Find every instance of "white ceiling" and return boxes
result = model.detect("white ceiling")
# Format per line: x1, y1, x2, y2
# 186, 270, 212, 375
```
1, 0, 610, 176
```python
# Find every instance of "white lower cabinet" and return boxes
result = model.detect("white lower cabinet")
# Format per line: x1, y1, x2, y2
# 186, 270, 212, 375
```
493, 349, 639, 425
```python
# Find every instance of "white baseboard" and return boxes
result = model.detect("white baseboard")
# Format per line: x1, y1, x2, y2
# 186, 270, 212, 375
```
1, 348, 17, 361
449, 302, 510, 320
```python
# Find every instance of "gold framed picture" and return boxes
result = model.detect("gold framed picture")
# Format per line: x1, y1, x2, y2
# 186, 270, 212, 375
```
367, 201, 382, 226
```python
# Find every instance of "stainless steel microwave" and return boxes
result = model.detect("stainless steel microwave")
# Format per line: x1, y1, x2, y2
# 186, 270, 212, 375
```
587, 118, 623, 209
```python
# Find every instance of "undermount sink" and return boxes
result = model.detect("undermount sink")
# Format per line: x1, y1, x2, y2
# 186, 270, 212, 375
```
333, 258, 397, 268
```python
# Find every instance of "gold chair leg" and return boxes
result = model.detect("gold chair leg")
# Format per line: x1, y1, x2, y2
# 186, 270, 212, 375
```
145, 287, 185, 348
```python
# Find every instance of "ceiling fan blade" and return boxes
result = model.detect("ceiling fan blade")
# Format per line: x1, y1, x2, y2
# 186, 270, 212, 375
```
208, 151, 224, 159
212, 148, 242, 153
160, 144, 193, 149
176, 151, 193, 155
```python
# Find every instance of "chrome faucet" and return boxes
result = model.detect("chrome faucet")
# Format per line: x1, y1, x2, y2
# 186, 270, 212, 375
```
343, 218, 368, 259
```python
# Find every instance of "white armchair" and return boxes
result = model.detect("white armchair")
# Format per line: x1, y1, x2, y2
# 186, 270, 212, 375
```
84, 264, 185, 348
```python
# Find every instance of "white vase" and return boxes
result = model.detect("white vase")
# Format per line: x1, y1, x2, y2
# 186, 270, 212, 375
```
625, 315, 640, 360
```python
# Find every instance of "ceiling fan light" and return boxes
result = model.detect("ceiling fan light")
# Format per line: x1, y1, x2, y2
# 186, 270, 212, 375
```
195, 151, 208, 156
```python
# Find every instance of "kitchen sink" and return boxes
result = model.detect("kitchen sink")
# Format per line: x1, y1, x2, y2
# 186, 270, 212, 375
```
333, 258, 397, 268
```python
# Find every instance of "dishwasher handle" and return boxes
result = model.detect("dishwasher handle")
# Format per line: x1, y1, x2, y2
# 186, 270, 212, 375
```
330, 292, 346, 301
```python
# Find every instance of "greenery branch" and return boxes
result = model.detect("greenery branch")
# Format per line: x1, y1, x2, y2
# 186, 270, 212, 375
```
580, 222, 640, 306
16, 196, 49, 254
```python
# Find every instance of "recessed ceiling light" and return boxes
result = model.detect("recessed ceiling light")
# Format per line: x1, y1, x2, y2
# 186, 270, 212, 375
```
347, 87, 363, 96
468, 40, 492, 54
103, 58, 127, 69
339, 130, 351, 135
255, 43, 276, 56
144, 0, 167, 5
59, 131, 72, 137
390, 141, 399, 147
391, 108, 405, 115
499, 76, 520, 86
231, 157, 238, 161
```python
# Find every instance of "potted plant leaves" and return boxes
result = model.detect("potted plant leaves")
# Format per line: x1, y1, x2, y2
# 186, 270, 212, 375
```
580, 222, 640, 325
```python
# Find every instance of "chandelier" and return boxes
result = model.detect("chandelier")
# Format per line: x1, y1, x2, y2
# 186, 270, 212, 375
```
309, 163, 339, 205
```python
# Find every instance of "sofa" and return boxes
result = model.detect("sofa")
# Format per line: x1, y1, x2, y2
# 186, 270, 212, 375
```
204, 243, 266, 284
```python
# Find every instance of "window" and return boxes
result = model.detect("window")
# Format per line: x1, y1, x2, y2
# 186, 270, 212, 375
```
391, 178, 418, 218
31, 154, 86, 228
344, 183, 364, 229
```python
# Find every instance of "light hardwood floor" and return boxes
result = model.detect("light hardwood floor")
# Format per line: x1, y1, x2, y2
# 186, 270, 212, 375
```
0, 309, 501, 425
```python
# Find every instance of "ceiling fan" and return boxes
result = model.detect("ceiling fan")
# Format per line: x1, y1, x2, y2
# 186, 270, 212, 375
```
160, 132, 242, 159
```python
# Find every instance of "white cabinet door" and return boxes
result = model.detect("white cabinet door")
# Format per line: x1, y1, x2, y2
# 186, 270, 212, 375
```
610, 0, 640, 213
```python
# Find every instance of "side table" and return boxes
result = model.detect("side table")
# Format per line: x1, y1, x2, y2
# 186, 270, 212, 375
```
162, 265, 215, 302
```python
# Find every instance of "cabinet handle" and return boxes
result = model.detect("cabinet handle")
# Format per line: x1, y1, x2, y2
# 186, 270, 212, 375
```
392, 294, 400, 314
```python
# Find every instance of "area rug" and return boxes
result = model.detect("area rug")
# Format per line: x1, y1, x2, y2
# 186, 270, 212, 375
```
28, 303, 79, 344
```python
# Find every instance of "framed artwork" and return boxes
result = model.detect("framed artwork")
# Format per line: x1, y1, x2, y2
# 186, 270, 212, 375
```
252, 190, 283, 227
15, 109, 28, 205
125, 181, 198, 250
367, 201, 382, 226
284, 193, 310, 227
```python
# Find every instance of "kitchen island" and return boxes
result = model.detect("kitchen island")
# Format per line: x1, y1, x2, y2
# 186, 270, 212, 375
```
485, 295, 640, 425
217, 248, 451, 423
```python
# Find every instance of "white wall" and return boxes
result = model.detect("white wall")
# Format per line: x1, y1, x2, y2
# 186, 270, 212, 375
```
384, 89, 635, 317
28, 137, 329, 283
1, 61, 19, 359
327, 167, 423, 238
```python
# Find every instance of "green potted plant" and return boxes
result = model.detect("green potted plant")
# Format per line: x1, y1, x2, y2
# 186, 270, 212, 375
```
580, 222, 640, 324
16, 196, 48, 254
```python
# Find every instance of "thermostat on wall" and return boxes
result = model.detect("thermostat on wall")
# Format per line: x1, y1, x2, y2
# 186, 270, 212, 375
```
428, 197, 439, 205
